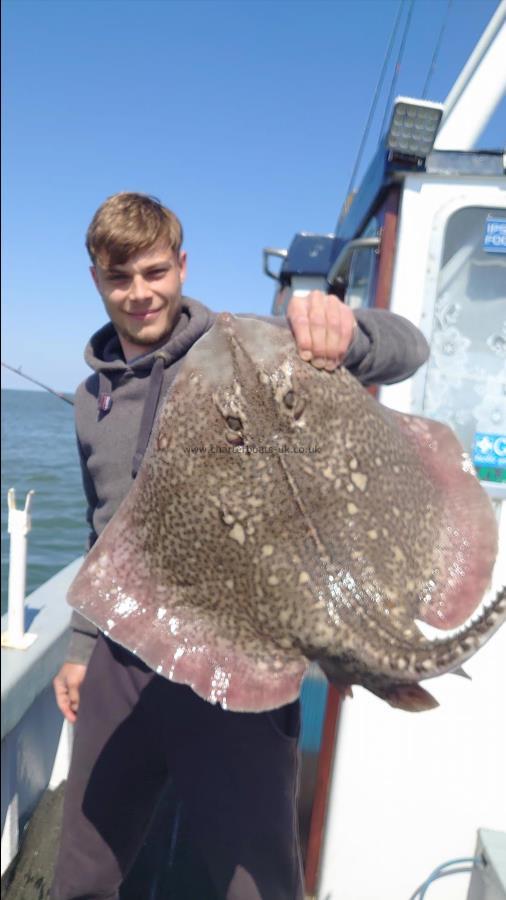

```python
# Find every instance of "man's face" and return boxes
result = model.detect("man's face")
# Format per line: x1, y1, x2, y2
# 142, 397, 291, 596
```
91, 242, 187, 360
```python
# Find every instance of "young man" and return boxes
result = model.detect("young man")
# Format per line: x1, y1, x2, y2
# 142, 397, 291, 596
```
51, 192, 429, 900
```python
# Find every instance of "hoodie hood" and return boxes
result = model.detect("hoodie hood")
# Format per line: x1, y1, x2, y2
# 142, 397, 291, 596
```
84, 296, 214, 375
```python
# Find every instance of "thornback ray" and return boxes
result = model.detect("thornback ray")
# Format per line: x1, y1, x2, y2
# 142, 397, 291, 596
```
67, 314, 503, 712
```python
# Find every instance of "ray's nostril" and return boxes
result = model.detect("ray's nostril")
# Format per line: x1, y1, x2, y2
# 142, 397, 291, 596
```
293, 399, 305, 420
226, 432, 244, 447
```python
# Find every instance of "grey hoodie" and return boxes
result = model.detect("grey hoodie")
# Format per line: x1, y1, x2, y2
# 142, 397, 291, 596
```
67, 296, 429, 664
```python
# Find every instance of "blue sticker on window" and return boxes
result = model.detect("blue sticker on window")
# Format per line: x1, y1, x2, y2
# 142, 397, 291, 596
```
483, 217, 506, 254
472, 433, 506, 468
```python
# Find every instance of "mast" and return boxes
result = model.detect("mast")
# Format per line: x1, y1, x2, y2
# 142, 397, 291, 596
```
434, 0, 506, 150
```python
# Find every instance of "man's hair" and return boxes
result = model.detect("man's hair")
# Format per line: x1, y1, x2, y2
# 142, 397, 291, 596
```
86, 192, 183, 265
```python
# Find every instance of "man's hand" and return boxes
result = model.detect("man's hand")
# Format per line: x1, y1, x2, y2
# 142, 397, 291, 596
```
53, 662, 87, 723
287, 291, 357, 371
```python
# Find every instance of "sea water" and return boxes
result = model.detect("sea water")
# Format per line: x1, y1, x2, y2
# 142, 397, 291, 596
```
1, 389, 87, 612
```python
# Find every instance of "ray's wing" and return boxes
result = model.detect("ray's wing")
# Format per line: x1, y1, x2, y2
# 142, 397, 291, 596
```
67, 356, 309, 713
264, 358, 497, 649
391, 411, 498, 629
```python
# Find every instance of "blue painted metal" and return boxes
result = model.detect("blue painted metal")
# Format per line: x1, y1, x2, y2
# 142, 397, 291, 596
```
300, 670, 329, 754
277, 233, 345, 285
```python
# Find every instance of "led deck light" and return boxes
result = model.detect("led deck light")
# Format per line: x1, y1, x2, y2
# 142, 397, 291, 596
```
386, 97, 444, 159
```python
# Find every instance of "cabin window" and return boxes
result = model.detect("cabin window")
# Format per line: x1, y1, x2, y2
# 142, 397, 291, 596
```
344, 218, 380, 309
423, 206, 506, 485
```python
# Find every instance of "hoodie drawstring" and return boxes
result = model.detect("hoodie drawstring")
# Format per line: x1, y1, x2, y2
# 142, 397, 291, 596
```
97, 356, 166, 479
131, 355, 166, 479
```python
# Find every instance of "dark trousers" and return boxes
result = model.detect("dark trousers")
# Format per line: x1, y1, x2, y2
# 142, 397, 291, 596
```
51, 634, 304, 900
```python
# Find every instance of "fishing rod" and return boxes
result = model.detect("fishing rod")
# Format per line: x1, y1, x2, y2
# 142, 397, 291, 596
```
1, 361, 74, 406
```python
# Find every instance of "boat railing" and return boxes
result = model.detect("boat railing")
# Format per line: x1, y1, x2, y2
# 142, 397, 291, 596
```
1, 555, 83, 876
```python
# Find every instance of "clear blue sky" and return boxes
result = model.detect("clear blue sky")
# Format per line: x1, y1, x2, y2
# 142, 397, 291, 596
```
2, 0, 504, 392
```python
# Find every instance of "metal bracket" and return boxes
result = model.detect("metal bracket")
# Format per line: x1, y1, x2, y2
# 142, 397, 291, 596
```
263, 247, 288, 280
327, 236, 381, 288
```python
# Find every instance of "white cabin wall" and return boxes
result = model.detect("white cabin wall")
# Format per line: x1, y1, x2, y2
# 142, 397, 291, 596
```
318, 628, 506, 900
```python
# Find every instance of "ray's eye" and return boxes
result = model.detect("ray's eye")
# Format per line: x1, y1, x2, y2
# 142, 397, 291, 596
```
226, 416, 242, 432
284, 390, 305, 420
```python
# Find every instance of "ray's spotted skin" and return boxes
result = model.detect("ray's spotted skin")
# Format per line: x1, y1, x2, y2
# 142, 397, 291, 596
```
67, 314, 504, 712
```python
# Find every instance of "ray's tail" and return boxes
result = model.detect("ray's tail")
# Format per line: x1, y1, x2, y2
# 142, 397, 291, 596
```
410, 585, 506, 680
367, 585, 506, 711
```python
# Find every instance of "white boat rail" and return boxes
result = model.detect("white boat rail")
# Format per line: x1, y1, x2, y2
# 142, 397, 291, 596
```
2, 488, 37, 651
1, 557, 82, 876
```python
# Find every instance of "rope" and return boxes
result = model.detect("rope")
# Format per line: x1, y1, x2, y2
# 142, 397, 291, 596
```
344, 0, 405, 199
379, 0, 416, 140
421, 0, 453, 98
408, 856, 482, 900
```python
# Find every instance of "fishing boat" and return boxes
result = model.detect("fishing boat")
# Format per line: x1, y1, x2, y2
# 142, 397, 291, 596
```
2, 4, 505, 898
